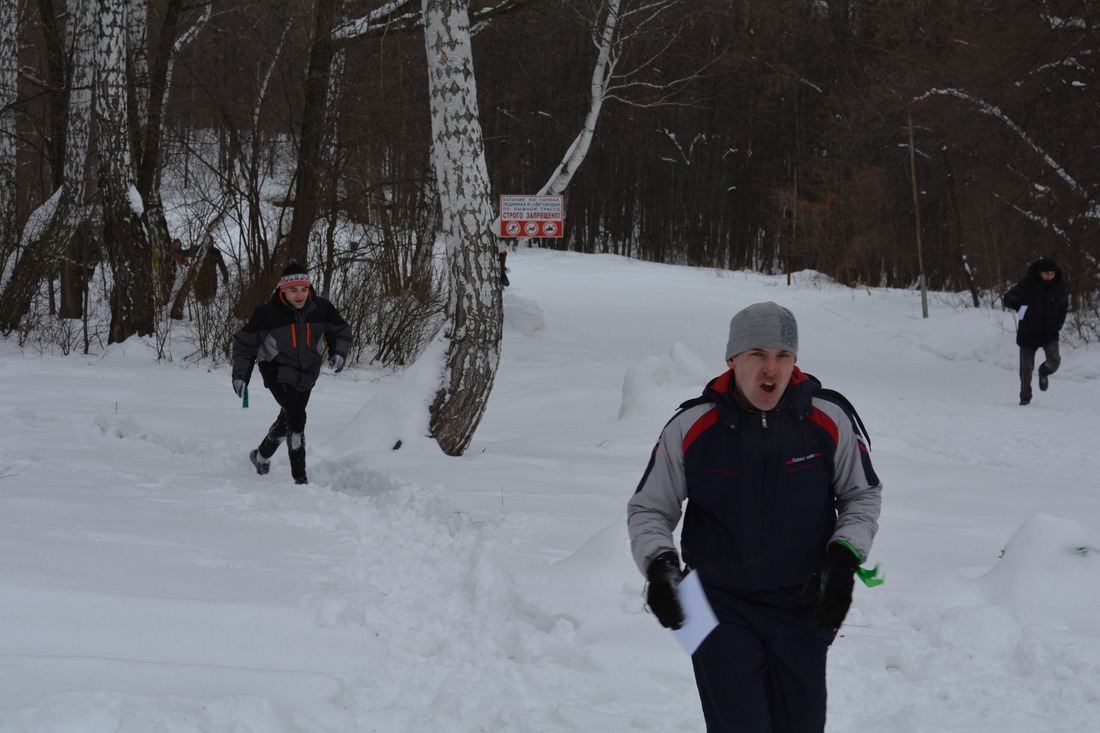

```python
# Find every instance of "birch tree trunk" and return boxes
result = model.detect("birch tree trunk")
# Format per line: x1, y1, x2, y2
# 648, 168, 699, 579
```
539, 0, 619, 197
489, 0, 678, 243
422, 0, 502, 456
0, 0, 96, 330
59, 0, 97, 318
0, 0, 17, 254
99, 0, 153, 343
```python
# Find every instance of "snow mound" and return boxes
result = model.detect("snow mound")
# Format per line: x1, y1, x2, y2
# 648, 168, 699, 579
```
977, 512, 1100, 616
789, 269, 837, 286
503, 292, 545, 336
618, 342, 711, 419
321, 338, 447, 455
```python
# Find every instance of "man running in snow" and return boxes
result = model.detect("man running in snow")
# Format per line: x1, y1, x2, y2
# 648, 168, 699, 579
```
1003, 256, 1069, 406
627, 301, 882, 733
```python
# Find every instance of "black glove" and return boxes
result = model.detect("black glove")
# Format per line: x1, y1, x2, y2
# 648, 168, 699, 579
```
645, 551, 686, 630
329, 354, 345, 373
232, 379, 247, 398
802, 542, 859, 631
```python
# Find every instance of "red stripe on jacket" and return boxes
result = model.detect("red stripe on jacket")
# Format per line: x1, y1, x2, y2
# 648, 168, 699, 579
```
683, 408, 720, 453
808, 407, 838, 444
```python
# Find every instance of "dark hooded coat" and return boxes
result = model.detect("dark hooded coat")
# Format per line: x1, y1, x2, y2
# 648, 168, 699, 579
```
1003, 259, 1069, 349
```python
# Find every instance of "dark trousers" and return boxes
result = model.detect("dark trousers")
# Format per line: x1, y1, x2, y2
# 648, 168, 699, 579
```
258, 384, 311, 480
691, 585, 833, 733
1019, 338, 1060, 401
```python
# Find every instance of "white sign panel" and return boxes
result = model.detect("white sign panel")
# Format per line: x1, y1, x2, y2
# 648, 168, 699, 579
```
499, 195, 564, 238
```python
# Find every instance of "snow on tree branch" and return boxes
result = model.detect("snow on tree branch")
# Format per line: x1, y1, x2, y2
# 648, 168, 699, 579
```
913, 87, 1091, 207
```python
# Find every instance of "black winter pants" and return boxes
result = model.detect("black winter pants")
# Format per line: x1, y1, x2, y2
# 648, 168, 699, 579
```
1019, 338, 1060, 401
691, 585, 834, 733
257, 384, 312, 481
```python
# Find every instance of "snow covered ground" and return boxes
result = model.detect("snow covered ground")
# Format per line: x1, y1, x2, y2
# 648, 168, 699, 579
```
2, 247, 1099, 732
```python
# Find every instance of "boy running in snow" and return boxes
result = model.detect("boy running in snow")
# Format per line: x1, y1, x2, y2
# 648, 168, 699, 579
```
231, 260, 351, 484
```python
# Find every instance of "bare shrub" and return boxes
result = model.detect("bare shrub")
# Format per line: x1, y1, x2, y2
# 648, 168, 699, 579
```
328, 253, 444, 369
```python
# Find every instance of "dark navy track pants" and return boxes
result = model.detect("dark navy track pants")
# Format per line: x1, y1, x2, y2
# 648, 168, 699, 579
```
691, 585, 834, 733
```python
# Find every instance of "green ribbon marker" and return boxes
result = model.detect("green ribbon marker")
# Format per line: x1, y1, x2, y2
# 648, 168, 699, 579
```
856, 564, 884, 587
836, 539, 885, 587
242, 385, 249, 409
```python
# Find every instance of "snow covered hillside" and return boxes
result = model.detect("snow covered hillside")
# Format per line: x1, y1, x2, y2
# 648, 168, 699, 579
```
2, 248, 1099, 732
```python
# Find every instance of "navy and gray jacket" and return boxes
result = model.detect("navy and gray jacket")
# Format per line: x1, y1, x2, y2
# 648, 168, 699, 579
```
627, 366, 882, 592
231, 289, 351, 392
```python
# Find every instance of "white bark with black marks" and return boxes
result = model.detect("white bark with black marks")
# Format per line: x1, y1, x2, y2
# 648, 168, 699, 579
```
422, 0, 502, 457
0, 0, 18, 259
98, 0, 153, 342
0, 0, 96, 328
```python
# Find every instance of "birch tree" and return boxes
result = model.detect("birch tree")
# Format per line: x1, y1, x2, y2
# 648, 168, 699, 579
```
0, 0, 96, 331
490, 0, 686, 262
99, 0, 154, 343
58, 0, 98, 318
0, 0, 16, 258
537, 0, 681, 198
333, 0, 685, 453
422, 0, 502, 456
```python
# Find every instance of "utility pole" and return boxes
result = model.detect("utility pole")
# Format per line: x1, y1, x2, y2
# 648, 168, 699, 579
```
908, 110, 929, 318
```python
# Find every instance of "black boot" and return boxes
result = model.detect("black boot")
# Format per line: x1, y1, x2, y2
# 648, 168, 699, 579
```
252, 430, 282, 475
249, 449, 270, 475
288, 431, 307, 485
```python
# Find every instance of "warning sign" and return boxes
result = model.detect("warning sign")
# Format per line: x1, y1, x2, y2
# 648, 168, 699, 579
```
499, 195, 564, 238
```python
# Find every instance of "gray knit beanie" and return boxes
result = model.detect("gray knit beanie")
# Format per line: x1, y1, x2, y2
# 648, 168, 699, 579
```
725, 302, 799, 361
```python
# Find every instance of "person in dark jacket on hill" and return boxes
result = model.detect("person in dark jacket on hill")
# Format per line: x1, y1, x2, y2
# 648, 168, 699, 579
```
627, 301, 883, 733
1003, 256, 1069, 405
231, 260, 351, 484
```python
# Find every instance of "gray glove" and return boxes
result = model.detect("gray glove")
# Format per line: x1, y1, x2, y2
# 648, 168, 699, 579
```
329, 354, 345, 373
233, 379, 247, 398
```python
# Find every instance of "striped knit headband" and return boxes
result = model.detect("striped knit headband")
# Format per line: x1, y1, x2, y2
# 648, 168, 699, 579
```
277, 272, 311, 291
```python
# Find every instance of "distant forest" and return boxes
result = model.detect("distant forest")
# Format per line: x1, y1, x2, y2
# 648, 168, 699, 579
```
3, 0, 1099, 356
